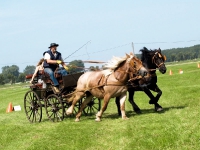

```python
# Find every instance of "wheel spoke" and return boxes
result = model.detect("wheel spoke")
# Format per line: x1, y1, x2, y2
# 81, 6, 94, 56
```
28, 111, 33, 120
32, 111, 35, 122
49, 112, 54, 118
90, 107, 95, 113
92, 105, 98, 111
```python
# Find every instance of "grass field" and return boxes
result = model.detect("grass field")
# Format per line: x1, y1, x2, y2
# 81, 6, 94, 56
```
0, 61, 200, 150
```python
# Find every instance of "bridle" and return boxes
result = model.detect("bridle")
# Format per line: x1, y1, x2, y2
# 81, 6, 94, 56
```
127, 57, 144, 81
113, 56, 144, 83
149, 52, 166, 71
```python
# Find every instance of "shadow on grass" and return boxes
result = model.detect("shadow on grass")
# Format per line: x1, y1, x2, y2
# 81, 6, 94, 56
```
123, 105, 187, 118
139, 105, 187, 114
103, 105, 187, 119
40, 105, 187, 122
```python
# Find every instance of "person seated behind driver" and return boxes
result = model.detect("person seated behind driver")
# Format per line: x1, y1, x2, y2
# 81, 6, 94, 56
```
30, 58, 46, 88
43, 43, 69, 94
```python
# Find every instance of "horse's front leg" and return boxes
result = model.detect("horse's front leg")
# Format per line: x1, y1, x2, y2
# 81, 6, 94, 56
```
153, 85, 163, 112
147, 85, 163, 112
119, 93, 129, 120
95, 94, 111, 122
143, 86, 156, 105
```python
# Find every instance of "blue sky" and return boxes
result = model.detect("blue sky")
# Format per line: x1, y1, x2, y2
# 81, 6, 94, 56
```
1, 0, 200, 72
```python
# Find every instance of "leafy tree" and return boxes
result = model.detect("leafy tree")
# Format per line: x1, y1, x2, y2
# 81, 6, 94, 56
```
89, 66, 101, 71
170, 54, 176, 62
162, 44, 200, 62
2, 65, 19, 77
17, 73, 26, 83
1, 65, 19, 84
0, 74, 5, 85
2, 66, 9, 73
89, 66, 95, 71
10, 65, 20, 77
68, 60, 84, 73
24, 65, 35, 75
5, 74, 15, 84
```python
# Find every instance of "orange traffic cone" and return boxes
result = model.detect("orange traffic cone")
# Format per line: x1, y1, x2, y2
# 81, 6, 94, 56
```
169, 69, 173, 75
6, 102, 13, 113
179, 69, 183, 74
198, 63, 200, 68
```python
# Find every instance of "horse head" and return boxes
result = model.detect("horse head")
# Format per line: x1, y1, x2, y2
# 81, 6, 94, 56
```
140, 47, 167, 74
127, 53, 148, 78
152, 48, 167, 74
106, 53, 148, 83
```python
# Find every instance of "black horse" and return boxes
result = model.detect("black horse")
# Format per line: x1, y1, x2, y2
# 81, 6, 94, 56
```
116, 47, 167, 115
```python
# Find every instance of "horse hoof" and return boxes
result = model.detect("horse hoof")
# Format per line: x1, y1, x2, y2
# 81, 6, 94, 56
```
156, 107, 163, 112
95, 118, 101, 122
66, 111, 72, 115
122, 116, 129, 120
134, 110, 142, 114
75, 118, 80, 122
118, 113, 122, 116
136, 111, 142, 114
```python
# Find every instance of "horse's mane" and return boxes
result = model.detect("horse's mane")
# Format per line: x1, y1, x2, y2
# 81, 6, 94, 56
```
140, 47, 155, 62
104, 55, 127, 70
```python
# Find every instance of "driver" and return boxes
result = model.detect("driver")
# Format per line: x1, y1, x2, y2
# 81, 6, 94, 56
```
43, 43, 68, 94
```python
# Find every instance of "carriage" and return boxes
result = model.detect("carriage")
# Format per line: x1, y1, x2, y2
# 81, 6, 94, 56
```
24, 69, 101, 123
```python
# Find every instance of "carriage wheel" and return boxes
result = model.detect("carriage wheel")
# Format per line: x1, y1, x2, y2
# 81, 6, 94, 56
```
24, 90, 42, 123
45, 94, 64, 122
83, 97, 101, 116
63, 99, 82, 116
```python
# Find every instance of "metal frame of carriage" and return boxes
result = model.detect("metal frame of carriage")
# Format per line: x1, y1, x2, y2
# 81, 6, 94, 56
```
24, 69, 101, 123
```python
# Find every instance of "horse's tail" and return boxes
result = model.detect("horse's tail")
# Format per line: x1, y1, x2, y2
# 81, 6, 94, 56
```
61, 88, 76, 103
64, 92, 76, 103
65, 88, 85, 103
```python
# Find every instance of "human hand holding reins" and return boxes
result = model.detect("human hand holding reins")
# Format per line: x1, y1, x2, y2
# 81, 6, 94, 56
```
56, 60, 63, 64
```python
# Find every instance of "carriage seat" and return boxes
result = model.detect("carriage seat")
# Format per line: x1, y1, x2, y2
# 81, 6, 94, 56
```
25, 69, 64, 89
41, 70, 63, 85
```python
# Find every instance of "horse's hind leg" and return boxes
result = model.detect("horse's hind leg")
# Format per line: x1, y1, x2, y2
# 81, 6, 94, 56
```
115, 97, 121, 116
128, 90, 141, 114
75, 94, 93, 122
66, 91, 85, 115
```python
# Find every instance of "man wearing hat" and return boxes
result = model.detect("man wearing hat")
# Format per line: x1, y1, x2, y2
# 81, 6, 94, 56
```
43, 43, 69, 94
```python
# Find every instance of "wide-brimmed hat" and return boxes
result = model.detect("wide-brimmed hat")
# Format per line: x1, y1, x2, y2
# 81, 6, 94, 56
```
48, 43, 59, 48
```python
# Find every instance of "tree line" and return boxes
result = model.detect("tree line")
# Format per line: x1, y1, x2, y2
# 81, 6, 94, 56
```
1, 44, 200, 85
160, 44, 200, 62
135, 44, 200, 62
0, 60, 100, 85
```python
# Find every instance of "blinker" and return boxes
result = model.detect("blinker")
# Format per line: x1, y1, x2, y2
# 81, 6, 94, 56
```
163, 55, 167, 61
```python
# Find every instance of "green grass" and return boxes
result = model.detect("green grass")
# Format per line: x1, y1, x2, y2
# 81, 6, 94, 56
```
0, 61, 200, 150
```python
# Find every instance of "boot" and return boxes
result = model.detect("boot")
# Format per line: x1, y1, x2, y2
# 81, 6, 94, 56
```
52, 86, 60, 94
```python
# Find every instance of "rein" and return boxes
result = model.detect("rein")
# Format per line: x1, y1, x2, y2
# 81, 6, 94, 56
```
113, 57, 144, 85
148, 68, 158, 71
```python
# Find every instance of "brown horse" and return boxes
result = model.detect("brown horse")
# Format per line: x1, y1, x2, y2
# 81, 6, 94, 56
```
66, 53, 148, 121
